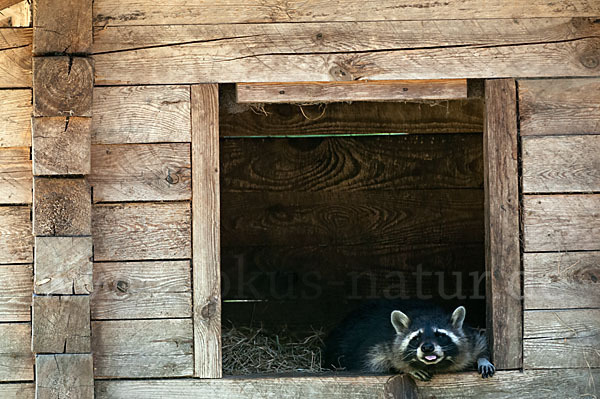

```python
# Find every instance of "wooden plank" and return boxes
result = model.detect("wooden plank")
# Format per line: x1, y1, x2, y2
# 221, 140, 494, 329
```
523, 194, 600, 252
0, 264, 32, 321
0, 147, 32, 204
221, 135, 483, 192
36, 354, 93, 399
89, 143, 191, 202
32, 117, 91, 176
33, 0, 91, 54
524, 309, 600, 369
92, 260, 192, 320
0, 383, 34, 399
33, 177, 91, 236
524, 252, 600, 310
32, 57, 93, 117
522, 135, 600, 193
1, 1, 31, 27
191, 84, 221, 378
32, 295, 91, 353
519, 78, 600, 136
34, 236, 93, 295
221, 98, 484, 137
0, 323, 33, 381
92, 319, 194, 378
0, 28, 31, 88
92, 18, 600, 84
92, 85, 191, 144
0, 89, 31, 147
0, 0, 22, 10
95, 374, 416, 399
92, 202, 191, 261
0, 206, 32, 263
483, 79, 521, 369
236, 80, 468, 103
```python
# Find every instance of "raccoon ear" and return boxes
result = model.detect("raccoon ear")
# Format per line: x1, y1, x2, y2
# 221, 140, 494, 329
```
451, 306, 466, 329
391, 310, 410, 334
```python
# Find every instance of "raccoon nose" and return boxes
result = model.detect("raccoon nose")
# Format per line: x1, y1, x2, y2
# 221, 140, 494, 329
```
421, 343, 435, 353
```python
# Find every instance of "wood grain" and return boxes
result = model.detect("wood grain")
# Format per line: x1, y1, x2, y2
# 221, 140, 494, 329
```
32, 117, 91, 176
519, 78, 600, 136
32, 295, 91, 353
0, 89, 31, 147
0, 27, 31, 88
0, 147, 32, 204
483, 79, 521, 369
92, 260, 192, 320
0, 323, 33, 381
522, 135, 600, 193
92, 85, 191, 144
0, 1, 30, 27
36, 354, 93, 399
221, 135, 483, 192
34, 236, 93, 295
0, 206, 32, 263
0, 0, 22, 10
92, 319, 193, 378
0, 264, 32, 321
191, 84, 221, 378
236, 80, 468, 103
89, 143, 191, 202
523, 194, 600, 252
92, 202, 191, 261
524, 309, 600, 369
33, 0, 91, 54
0, 383, 34, 399
524, 251, 600, 310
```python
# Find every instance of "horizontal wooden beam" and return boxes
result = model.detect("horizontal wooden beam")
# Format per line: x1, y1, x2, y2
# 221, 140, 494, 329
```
236, 80, 468, 103
0, 383, 34, 398
0, 28, 31, 88
0, 90, 32, 147
0, 206, 33, 264
0, 147, 32, 204
0, 323, 33, 382
0, 264, 32, 321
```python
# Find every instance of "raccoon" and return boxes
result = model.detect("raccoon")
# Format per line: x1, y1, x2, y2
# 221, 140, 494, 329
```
322, 300, 495, 381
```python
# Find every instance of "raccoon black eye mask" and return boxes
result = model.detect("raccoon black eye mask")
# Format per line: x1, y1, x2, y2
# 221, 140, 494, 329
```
322, 299, 495, 382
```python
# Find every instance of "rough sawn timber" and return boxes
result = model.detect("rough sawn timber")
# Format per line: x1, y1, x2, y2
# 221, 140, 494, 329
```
0, 28, 31, 88
0, 90, 32, 147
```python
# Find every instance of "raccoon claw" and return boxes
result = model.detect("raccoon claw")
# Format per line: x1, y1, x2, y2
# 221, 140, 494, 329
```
477, 358, 495, 378
410, 370, 432, 382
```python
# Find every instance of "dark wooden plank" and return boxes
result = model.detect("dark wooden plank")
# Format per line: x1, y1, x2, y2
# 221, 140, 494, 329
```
0, 323, 33, 381
92, 202, 191, 261
483, 79, 521, 370
0, 206, 32, 263
36, 354, 93, 399
92, 85, 191, 144
0, 28, 31, 88
92, 260, 192, 320
0, 89, 31, 147
524, 309, 600, 369
519, 78, 600, 136
0, 147, 32, 204
523, 194, 600, 252
524, 251, 600, 310
33, 0, 91, 54
92, 319, 194, 378
0, 264, 32, 321
89, 143, 191, 202
221, 135, 483, 192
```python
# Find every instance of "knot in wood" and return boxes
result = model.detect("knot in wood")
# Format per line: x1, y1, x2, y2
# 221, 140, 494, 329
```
329, 66, 353, 81
116, 280, 129, 293
201, 299, 218, 319
165, 169, 179, 184
580, 51, 599, 69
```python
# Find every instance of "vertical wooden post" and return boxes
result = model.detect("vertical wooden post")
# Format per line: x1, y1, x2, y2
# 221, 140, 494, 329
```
484, 79, 522, 369
191, 84, 222, 378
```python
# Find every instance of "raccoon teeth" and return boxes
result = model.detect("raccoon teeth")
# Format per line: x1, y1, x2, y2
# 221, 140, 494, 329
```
424, 355, 437, 361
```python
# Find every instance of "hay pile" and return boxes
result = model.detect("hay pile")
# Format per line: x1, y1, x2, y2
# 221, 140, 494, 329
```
222, 323, 327, 375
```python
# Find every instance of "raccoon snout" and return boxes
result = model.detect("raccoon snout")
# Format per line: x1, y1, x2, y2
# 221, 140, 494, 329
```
420, 343, 435, 353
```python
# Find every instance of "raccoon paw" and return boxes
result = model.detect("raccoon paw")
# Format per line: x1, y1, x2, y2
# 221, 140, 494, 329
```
477, 358, 495, 378
410, 370, 432, 382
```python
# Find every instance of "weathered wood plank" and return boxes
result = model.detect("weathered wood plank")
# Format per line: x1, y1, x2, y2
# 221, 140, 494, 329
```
33, 177, 92, 236
32, 295, 91, 353
32, 57, 93, 117
0, 264, 32, 322
0, 90, 31, 147
523, 194, 600, 252
92, 202, 191, 261
92, 18, 600, 84
236, 80, 468, 103
92, 319, 194, 378
483, 79, 521, 369
0, 206, 32, 263
33, 0, 91, 54
89, 143, 191, 202
92, 260, 192, 320
0, 0, 22, 10
0, 383, 34, 399
92, 85, 191, 144
524, 251, 600, 310
95, 374, 416, 399
0, 1, 30, 27
0, 323, 33, 381
36, 354, 93, 399
34, 236, 93, 295
524, 309, 600, 369
221, 135, 483, 192
0, 28, 31, 88
0, 147, 32, 204
191, 84, 221, 378
519, 78, 600, 136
